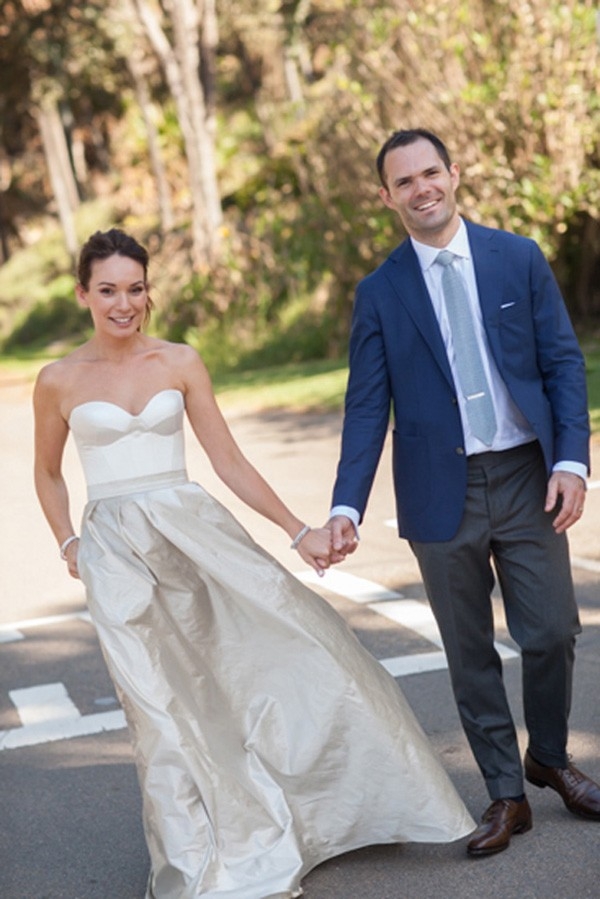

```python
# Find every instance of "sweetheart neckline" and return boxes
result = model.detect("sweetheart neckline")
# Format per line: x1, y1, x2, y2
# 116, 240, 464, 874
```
68, 388, 183, 423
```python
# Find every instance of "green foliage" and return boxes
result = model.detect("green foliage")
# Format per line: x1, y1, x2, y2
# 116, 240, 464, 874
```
0, 230, 70, 309
3, 276, 89, 352
157, 134, 368, 370
159, 243, 337, 375
2, 0, 600, 364
583, 342, 600, 433
0, 200, 115, 348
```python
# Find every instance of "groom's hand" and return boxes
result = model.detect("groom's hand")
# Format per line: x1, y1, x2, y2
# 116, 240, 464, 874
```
327, 515, 359, 563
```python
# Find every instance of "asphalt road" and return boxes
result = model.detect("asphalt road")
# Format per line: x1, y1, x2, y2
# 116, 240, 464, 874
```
1, 376, 599, 899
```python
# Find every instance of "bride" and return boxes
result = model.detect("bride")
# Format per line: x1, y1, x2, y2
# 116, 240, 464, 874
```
33, 228, 473, 899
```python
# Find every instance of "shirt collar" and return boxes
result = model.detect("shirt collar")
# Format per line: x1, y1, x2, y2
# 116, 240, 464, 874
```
410, 217, 470, 273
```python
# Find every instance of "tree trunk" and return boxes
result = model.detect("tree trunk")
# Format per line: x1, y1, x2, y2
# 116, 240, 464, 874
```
0, 192, 10, 263
132, 0, 222, 267
199, 0, 218, 121
36, 98, 79, 260
170, 0, 222, 243
131, 67, 175, 233
0, 150, 11, 262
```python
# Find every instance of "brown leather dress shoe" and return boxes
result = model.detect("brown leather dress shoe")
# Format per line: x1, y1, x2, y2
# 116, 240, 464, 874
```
524, 750, 600, 819
467, 798, 532, 857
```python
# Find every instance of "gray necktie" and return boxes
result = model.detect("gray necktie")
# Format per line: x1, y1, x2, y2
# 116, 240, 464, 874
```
436, 250, 497, 446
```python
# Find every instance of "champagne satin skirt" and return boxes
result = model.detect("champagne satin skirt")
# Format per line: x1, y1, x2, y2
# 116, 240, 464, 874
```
78, 479, 474, 899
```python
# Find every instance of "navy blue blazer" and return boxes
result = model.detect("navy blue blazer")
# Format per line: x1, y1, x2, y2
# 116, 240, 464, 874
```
331, 221, 590, 542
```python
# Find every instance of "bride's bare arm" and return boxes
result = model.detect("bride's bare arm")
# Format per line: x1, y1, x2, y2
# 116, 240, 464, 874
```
32, 366, 80, 578
178, 347, 331, 575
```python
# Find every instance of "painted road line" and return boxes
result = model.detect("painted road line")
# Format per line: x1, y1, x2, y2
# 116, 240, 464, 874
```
370, 598, 519, 661
380, 652, 448, 677
299, 569, 402, 603
10, 683, 80, 726
0, 610, 93, 646
369, 598, 443, 648
0, 630, 24, 644
298, 570, 519, 676
571, 556, 600, 574
0, 610, 92, 632
0, 682, 126, 751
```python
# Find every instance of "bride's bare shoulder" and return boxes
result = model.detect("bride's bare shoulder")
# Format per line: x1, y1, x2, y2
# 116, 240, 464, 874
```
33, 348, 96, 414
35, 347, 91, 391
157, 339, 203, 370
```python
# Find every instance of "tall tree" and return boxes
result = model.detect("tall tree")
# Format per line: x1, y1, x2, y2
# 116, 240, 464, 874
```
131, 0, 222, 267
20, 0, 80, 258
109, 0, 175, 233
35, 91, 79, 259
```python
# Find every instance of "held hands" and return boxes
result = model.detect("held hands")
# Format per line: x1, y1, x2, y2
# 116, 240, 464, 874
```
327, 515, 359, 562
295, 527, 336, 577
545, 471, 586, 533
293, 517, 359, 576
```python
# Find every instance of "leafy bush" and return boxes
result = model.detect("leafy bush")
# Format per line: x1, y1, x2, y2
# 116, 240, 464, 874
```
3, 276, 90, 351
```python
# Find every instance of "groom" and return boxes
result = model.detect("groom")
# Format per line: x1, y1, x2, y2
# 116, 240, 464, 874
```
328, 128, 600, 855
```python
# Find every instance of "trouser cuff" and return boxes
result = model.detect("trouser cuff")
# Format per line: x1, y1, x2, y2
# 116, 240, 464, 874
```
527, 745, 569, 769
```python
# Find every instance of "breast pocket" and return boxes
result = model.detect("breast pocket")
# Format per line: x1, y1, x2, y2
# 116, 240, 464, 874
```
497, 299, 535, 361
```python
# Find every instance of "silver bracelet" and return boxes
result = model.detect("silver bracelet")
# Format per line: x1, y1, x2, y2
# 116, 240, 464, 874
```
59, 535, 79, 560
290, 524, 311, 550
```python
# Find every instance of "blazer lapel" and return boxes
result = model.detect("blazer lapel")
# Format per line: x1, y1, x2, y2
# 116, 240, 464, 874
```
384, 240, 455, 388
466, 221, 505, 360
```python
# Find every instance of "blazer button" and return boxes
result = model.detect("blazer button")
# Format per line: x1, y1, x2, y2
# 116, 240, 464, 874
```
455, 447, 465, 455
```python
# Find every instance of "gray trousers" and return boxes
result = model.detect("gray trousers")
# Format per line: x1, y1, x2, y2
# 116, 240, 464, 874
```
411, 441, 581, 800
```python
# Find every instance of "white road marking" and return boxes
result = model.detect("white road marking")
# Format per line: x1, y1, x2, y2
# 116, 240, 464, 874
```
10, 683, 80, 726
571, 556, 600, 573
380, 652, 448, 677
0, 682, 126, 751
299, 568, 401, 603
0, 630, 24, 644
0, 610, 93, 645
369, 598, 443, 648
0, 610, 92, 631
298, 570, 519, 676
370, 598, 518, 661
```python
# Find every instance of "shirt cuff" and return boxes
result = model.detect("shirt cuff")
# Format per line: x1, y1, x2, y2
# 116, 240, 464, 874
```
329, 505, 361, 538
552, 461, 588, 485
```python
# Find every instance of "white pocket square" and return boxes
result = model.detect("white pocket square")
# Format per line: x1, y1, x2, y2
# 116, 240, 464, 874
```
500, 302, 516, 309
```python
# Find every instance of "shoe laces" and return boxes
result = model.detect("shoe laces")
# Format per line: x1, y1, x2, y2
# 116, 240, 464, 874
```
557, 755, 585, 789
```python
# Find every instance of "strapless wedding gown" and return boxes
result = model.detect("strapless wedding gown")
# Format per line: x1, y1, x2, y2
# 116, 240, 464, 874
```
69, 389, 474, 899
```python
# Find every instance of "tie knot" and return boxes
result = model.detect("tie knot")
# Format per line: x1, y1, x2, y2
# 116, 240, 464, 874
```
436, 249, 455, 267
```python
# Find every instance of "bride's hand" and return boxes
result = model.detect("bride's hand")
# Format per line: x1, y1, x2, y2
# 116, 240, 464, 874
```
64, 540, 81, 580
295, 527, 332, 577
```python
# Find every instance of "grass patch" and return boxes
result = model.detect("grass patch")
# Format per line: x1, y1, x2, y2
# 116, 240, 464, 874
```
212, 359, 348, 412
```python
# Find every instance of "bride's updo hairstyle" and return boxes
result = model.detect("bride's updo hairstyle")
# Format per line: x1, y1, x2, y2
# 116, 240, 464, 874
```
78, 229, 154, 327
